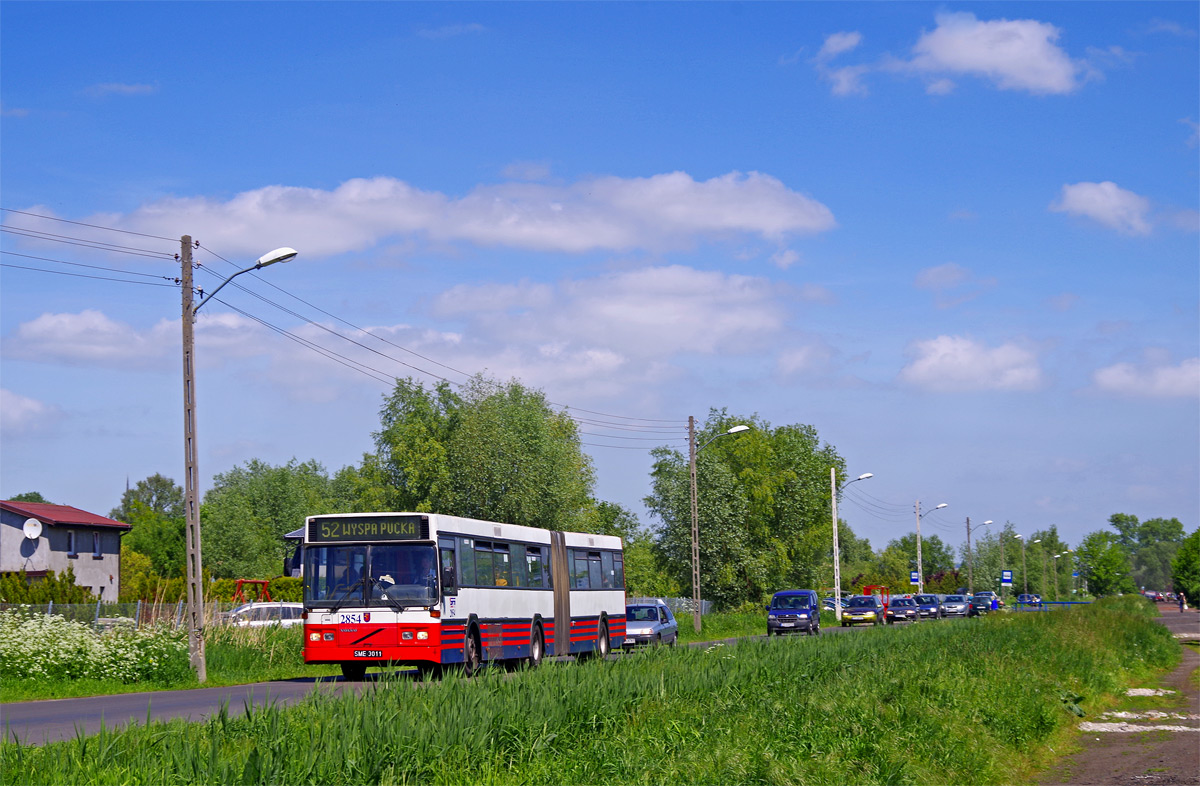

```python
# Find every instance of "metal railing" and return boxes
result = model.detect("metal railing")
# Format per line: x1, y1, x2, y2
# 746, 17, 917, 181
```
0, 601, 284, 631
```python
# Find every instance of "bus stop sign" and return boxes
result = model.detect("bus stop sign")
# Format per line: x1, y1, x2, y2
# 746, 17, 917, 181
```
909, 571, 919, 586
1001, 570, 1013, 586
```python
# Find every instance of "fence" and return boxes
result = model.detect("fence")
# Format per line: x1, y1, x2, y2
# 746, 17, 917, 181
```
0, 601, 286, 631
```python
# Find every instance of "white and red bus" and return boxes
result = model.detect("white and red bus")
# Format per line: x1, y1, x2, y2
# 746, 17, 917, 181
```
300, 512, 626, 679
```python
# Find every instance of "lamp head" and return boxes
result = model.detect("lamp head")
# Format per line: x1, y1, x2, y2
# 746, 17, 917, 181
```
726, 425, 750, 435
856, 473, 873, 481
983, 520, 993, 526
255, 247, 298, 269
934, 503, 948, 510
1032, 538, 1041, 544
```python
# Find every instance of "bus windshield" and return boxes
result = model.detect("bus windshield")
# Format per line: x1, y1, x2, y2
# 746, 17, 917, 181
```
304, 543, 438, 608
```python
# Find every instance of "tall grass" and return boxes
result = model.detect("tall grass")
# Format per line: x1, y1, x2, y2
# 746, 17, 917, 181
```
2, 597, 1176, 785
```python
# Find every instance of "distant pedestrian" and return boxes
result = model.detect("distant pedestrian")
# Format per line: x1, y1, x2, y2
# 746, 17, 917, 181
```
1180, 593, 1187, 613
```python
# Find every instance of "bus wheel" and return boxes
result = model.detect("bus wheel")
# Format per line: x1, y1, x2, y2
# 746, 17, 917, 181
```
463, 629, 482, 677
595, 620, 611, 659
341, 662, 367, 681
527, 626, 544, 669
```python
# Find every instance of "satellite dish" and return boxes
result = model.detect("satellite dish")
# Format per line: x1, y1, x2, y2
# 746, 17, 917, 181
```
23, 518, 43, 540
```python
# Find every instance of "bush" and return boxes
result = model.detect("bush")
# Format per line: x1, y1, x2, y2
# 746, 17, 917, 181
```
0, 609, 189, 685
0, 567, 99, 604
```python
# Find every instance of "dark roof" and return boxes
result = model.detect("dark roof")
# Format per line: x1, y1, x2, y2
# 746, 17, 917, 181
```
0, 500, 131, 530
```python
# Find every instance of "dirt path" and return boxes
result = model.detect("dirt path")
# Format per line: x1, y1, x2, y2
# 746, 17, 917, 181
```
1038, 608, 1200, 786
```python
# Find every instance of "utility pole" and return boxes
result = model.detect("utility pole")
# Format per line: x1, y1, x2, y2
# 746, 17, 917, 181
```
965, 516, 974, 594
831, 468, 842, 622
180, 235, 206, 682
914, 500, 924, 594
1020, 538, 1028, 595
688, 415, 701, 633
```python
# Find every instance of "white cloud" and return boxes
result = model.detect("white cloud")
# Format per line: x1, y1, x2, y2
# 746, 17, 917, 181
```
826, 65, 871, 97
899, 335, 1042, 391
778, 342, 834, 375
1, 103, 30, 118
48, 171, 834, 259
816, 32, 862, 62
797, 283, 835, 304
501, 160, 553, 181
1049, 181, 1152, 235
0, 389, 63, 436
915, 262, 970, 291
2, 310, 175, 369
1046, 293, 1080, 312
1146, 19, 1196, 38
1093, 354, 1199, 398
770, 249, 800, 269
85, 82, 157, 98
907, 12, 1083, 95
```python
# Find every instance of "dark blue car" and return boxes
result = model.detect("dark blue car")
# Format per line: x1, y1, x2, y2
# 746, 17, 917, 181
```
766, 589, 821, 636
914, 593, 943, 619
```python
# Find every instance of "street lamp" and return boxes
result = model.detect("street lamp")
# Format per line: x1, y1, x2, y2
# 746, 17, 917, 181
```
965, 518, 991, 594
832, 471, 873, 622
688, 419, 750, 633
914, 501, 948, 594
1052, 554, 1062, 602
1011, 533, 1029, 595
1032, 539, 1047, 599
181, 237, 296, 682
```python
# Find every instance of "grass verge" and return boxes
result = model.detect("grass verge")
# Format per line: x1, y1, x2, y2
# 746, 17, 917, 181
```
1, 596, 1177, 785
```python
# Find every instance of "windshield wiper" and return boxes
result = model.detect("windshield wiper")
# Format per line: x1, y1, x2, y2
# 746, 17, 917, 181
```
329, 576, 372, 614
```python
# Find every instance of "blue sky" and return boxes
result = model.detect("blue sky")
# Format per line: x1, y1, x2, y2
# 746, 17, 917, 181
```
2, 2, 1197, 555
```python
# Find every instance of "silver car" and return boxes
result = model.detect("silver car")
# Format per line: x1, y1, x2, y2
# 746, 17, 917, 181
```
941, 595, 969, 618
623, 602, 678, 649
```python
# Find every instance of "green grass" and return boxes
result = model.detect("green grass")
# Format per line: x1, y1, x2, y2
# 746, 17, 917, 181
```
1, 596, 1178, 785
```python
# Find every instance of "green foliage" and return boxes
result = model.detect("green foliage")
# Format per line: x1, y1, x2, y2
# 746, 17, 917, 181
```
0, 566, 98, 603
205, 577, 302, 603
0, 600, 1176, 786
645, 410, 844, 610
121, 502, 185, 578
202, 458, 346, 579
1076, 530, 1137, 596
1106, 513, 1186, 591
886, 532, 956, 578
621, 533, 680, 599
1172, 527, 1200, 604
360, 375, 596, 531
7, 491, 49, 503
108, 474, 184, 522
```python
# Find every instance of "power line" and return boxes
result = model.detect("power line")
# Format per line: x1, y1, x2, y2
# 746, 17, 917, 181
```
0, 262, 180, 288
1, 227, 176, 260
0, 207, 177, 242
1, 250, 181, 282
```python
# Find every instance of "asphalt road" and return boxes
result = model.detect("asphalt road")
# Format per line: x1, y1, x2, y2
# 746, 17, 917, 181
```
3, 613, 947, 746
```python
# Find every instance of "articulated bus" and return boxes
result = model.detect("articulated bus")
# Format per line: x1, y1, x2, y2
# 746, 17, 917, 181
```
300, 512, 626, 679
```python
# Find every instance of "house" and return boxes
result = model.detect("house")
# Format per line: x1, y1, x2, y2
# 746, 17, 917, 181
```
0, 500, 130, 602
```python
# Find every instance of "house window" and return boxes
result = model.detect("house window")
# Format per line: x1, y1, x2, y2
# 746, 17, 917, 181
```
67, 530, 78, 557
93, 531, 102, 558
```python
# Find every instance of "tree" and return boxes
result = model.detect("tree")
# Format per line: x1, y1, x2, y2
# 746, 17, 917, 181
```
1105, 513, 1185, 591
1171, 527, 1199, 605
886, 532, 955, 580
109, 474, 184, 522
8, 491, 49, 503
644, 410, 844, 610
1077, 530, 1136, 596
361, 375, 597, 531
122, 501, 186, 577
202, 458, 344, 578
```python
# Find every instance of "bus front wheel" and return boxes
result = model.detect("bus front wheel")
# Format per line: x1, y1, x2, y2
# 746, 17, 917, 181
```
527, 626, 544, 669
463, 629, 482, 676
341, 662, 367, 681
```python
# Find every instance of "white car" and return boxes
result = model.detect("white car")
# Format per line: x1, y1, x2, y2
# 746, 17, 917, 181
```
223, 602, 304, 628
622, 601, 679, 649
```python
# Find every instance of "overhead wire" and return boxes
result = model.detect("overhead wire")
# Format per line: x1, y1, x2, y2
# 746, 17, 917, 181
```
1, 226, 176, 260
1, 250, 181, 282
0, 261, 180, 288
0, 207, 178, 242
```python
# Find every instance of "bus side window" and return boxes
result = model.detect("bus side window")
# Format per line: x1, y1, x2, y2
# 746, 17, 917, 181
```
587, 552, 603, 589
571, 549, 590, 589
614, 553, 625, 589
493, 543, 511, 587
475, 541, 494, 588
510, 544, 526, 587
526, 547, 544, 588
459, 538, 476, 587
439, 537, 457, 593
601, 551, 615, 589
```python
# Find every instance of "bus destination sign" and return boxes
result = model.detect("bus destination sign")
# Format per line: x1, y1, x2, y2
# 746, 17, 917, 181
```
308, 515, 425, 543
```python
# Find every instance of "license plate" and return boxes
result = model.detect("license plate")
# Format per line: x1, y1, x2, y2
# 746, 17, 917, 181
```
624, 638, 635, 645
353, 650, 382, 658
780, 622, 794, 627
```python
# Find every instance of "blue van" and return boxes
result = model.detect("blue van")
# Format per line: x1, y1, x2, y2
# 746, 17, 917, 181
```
766, 589, 821, 636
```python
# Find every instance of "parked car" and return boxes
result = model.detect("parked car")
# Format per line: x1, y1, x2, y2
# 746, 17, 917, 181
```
1016, 593, 1042, 607
623, 601, 678, 649
766, 589, 821, 636
941, 595, 970, 617
222, 602, 304, 628
913, 594, 942, 619
968, 595, 994, 616
886, 596, 920, 624
842, 595, 885, 626
973, 590, 1002, 610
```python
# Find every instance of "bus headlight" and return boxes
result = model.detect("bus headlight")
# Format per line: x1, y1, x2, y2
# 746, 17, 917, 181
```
417, 631, 429, 640
309, 632, 320, 642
